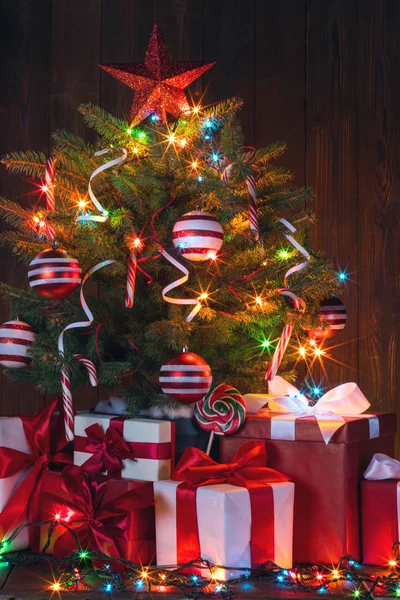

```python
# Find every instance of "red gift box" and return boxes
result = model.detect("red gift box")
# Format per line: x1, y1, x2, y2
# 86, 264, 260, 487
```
362, 478, 399, 566
38, 466, 155, 565
220, 410, 396, 564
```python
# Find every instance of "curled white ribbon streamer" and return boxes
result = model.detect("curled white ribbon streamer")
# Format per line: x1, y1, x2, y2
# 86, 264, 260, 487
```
244, 375, 377, 444
76, 148, 128, 224
161, 249, 202, 322
279, 218, 311, 286
364, 454, 400, 480
58, 259, 116, 356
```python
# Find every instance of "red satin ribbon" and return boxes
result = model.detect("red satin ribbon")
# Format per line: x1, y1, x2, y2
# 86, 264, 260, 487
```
171, 441, 289, 567
0, 399, 71, 549
46, 465, 153, 568
75, 417, 173, 477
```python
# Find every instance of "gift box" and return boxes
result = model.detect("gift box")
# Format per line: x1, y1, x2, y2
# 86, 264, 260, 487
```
220, 380, 397, 564
154, 441, 294, 580
38, 466, 156, 565
0, 400, 69, 552
362, 454, 400, 566
74, 413, 175, 481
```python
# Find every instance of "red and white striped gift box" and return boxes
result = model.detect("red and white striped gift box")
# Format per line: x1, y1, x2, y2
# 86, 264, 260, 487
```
74, 413, 175, 482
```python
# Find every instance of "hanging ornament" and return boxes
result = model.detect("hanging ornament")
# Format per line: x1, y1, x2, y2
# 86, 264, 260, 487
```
0, 320, 35, 368
28, 247, 82, 300
100, 24, 215, 125
307, 296, 347, 341
172, 210, 223, 261
221, 158, 259, 241
43, 157, 56, 241
159, 350, 212, 404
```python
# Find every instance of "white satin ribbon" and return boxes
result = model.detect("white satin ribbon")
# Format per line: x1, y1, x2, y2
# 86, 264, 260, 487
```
58, 259, 116, 356
161, 249, 201, 322
76, 148, 127, 224
244, 376, 378, 444
364, 454, 400, 480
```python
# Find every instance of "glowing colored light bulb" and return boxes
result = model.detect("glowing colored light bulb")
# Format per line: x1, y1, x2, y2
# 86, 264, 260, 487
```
105, 583, 112, 592
192, 106, 200, 114
204, 119, 212, 127
298, 346, 306, 357
78, 199, 86, 209
338, 271, 348, 281
199, 292, 208, 301
138, 131, 146, 140
208, 250, 217, 260
191, 161, 198, 169
278, 249, 289, 260
277, 575, 284, 582
313, 348, 325, 357
51, 583, 60, 591
54, 512, 61, 521
132, 237, 143, 249
33, 216, 40, 223
141, 570, 148, 578
353, 590, 360, 598
133, 147, 139, 154
312, 386, 322, 396
41, 184, 49, 193
332, 569, 340, 578
168, 133, 176, 143
255, 296, 263, 306
261, 339, 271, 348
39, 220, 45, 228
395, 587, 400, 596
191, 575, 199, 582
126, 128, 132, 135
198, 175, 203, 182
79, 550, 89, 559
316, 573, 324, 581
290, 571, 297, 579
160, 574, 166, 581
204, 134, 211, 140
180, 138, 187, 147
212, 153, 219, 162
151, 114, 159, 121
135, 579, 144, 588
389, 559, 397, 567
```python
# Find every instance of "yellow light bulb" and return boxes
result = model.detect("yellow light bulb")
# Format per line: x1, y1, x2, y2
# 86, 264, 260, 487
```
160, 574, 166, 580
78, 200, 86, 209
51, 583, 61, 591
309, 338, 317, 347
192, 106, 200, 114
208, 250, 217, 260
133, 237, 142, 249
33, 216, 40, 223
298, 346, 306, 357
141, 570, 148, 578
191, 161, 198, 169
199, 292, 208, 301
168, 133, 176, 143
39, 221, 45, 228
389, 559, 397, 567
313, 348, 325, 357
133, 147, 139, 154
41, 184, 49, 193
54, 512, 61, 521
180, 138, 187, 148
332, 569, 339, 578
255, 296, 263, 306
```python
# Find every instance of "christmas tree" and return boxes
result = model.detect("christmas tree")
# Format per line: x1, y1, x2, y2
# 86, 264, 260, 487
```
0, 25, 339, 416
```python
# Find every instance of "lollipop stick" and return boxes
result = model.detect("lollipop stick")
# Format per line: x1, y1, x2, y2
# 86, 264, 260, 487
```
206, 430, 215, 456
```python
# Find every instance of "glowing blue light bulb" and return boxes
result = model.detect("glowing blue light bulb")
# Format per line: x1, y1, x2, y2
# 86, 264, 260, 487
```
214, 584, 222, 592
212, 153, 219, 162
312, 386, 322, 396
105, 583, 112, 592
204, 119, 212, 127
338, 271, 348, 281
283, 570, 289, 576
197, 175, 203, 182
151, 114, 159, 121
277, 575, 284, 582
135, 579, 144, 588
204, 135, 211, 140
191, 575, 199, 583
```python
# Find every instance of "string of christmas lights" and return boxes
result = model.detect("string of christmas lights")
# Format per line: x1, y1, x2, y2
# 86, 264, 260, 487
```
0, 517, 399, 599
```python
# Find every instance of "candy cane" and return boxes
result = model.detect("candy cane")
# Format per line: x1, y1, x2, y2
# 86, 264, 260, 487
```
125, 252, 137, 308
44, 157, 56, 240
58, 259, 115, 441
265, 220, 310, 382
221, 162, 259, 240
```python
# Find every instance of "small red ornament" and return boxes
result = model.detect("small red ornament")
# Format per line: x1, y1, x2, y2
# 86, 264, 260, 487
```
159, 350, 212, 404
28, 247, 82, 300
100, 24, 215, 125
307, 296, 347, 340
172, 210, 224, 261
0, 320, 35, 368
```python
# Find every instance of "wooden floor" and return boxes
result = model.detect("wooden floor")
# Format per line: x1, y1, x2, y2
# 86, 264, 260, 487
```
0, 559, 393, 599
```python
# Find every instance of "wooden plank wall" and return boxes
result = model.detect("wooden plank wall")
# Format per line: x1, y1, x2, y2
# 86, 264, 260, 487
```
0, 0, 399, 448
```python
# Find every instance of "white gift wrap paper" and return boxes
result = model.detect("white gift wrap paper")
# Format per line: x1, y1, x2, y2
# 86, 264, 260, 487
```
74, 413, 173, 482
0, 417, 32, 550
154, 480, 294, 581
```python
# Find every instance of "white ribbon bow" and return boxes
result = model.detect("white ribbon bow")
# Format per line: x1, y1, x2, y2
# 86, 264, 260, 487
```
364, 454, 400, 480
244, 376, 378, 444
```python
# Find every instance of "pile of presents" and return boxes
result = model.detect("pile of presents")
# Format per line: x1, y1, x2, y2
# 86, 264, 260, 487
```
0, 387, 398, 580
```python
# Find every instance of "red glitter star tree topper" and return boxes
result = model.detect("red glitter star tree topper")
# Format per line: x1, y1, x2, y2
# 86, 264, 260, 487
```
100, 24, 215, 125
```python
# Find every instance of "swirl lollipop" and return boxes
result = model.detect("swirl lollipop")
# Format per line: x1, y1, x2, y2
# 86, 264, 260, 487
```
195, 383, 247, 454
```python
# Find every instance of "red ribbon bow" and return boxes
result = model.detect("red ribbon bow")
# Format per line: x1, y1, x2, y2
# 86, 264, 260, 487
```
171, 441, 289, 567
81, 422, 136, 477
0, 399, 71, 548
46, 465, 153, 566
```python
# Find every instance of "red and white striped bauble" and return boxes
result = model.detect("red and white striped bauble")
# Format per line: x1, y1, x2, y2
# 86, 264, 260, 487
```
159, 351, 212, 404
28, 247, 82, 300
172, 210, 223, 261
0, 320, 35, 368
307, 296, 347, 340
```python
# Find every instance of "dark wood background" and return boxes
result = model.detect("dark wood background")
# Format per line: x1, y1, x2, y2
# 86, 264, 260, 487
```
0, 0, 399, 448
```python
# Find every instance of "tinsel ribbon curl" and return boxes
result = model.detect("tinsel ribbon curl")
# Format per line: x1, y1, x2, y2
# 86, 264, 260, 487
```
150, 185, 202, 323
44, 157, 56, 241
265, 219, 310, 381
221, 152, 259, 241
58, 260, 116, 441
